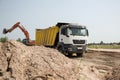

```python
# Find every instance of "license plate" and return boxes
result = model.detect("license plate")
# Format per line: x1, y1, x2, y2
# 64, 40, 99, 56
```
78, 47, 82, 49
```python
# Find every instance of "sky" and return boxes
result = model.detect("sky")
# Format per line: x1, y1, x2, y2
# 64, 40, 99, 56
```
0, 0, 120, 43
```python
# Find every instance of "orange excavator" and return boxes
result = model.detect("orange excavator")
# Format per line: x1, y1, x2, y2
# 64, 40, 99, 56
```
3, 22, 35, 46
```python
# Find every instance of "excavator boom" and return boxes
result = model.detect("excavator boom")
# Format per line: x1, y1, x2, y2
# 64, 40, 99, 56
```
3, 22, 20, 34
3, 22, 35, 45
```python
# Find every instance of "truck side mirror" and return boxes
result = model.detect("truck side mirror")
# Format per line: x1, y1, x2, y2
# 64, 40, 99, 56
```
65, 34, 69, 37
87, 29, 89, 36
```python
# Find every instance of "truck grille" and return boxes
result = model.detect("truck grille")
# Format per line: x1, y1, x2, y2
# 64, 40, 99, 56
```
73, 40, 85, 44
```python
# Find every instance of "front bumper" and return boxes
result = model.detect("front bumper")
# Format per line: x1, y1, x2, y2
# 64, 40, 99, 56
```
64, 44, 86, 54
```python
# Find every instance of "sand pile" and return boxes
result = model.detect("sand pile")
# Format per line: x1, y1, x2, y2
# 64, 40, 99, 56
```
0, 42, 8, 77
0, 40, 105, 80
0, 40, 80, 80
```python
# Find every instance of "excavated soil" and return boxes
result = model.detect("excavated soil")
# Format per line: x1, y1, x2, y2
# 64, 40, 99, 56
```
0, 40, 101, 80
80, 50, 120, 80
104, 65, 120, 80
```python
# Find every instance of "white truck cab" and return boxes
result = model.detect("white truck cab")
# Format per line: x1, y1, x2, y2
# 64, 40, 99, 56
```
57, 23, 89, 56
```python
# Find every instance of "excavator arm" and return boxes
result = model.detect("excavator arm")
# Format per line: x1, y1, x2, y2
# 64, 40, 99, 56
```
3, 22, 35, 45
18, 24, 30, 40
3, 22, 30, 39
3, 22, 20, 33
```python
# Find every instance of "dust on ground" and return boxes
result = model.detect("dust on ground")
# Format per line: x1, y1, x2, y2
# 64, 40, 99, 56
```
0, 40, 101, 80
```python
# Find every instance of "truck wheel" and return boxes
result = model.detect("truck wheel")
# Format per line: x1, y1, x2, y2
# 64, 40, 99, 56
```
77, 53, 83, 57
68, 53, 72, 57
57, 46, 63, 53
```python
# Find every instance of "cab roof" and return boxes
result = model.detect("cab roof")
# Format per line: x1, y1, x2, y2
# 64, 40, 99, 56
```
56, 22, 86, 28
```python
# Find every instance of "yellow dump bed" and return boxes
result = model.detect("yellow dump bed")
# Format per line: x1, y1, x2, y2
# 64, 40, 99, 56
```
35, 26, 59, 46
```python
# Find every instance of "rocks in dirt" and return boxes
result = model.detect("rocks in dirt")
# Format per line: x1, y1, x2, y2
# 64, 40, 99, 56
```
104, 65, 120, 80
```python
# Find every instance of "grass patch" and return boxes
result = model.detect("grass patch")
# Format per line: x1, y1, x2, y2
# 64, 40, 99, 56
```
88, 45, 120, 49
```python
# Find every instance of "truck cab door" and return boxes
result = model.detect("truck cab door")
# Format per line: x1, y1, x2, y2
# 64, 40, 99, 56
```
59, 27, 70, 44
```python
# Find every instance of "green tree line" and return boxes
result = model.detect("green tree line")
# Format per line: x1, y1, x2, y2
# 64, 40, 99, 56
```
0, 37, 22, 43
0, 37, 8, 43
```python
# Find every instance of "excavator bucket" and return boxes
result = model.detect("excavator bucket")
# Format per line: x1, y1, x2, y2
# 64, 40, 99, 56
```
3, 28, 8, 34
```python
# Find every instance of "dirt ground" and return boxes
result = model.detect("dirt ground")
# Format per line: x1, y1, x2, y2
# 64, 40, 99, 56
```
73, 50, 120, 80
0, 40, 120, 80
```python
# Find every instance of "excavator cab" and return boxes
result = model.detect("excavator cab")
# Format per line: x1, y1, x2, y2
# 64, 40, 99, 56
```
22, 39, 30, 46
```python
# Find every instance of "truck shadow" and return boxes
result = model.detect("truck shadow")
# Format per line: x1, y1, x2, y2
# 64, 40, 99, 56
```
66, 55, 83, 59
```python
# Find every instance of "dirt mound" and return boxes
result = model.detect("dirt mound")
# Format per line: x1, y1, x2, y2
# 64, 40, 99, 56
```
104, 65, 120, 80
0, 40, 80, 80
0, 42, 8, 77
0, 40, 103, 80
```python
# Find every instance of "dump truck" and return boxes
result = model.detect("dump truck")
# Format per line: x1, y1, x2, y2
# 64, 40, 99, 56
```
36, 23, 89, 56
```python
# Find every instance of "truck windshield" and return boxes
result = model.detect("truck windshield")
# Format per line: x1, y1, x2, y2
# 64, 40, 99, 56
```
69, 27, 88, 36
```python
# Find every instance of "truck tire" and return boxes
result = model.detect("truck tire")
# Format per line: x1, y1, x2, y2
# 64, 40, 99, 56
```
57, 46, 63, 53
77, 53, 83, 57
68, 53, 72, 57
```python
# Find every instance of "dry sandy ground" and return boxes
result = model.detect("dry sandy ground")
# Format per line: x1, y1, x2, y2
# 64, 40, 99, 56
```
73, 50, 120, 80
